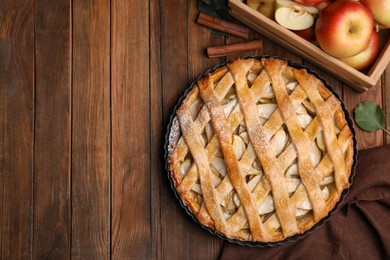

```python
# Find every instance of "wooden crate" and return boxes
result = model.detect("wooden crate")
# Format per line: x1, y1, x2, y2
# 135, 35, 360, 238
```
229, 0, 390, 92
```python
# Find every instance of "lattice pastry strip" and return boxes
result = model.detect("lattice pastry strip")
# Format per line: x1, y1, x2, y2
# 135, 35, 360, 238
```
167, 57, 354, 243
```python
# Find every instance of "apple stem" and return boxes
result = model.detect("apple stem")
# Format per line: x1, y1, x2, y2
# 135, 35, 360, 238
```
375, 22, 380, 32
381, 127, 390, 136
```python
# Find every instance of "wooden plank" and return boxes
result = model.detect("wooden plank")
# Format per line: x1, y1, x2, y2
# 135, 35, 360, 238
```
0, 1, 34, 259
158, 0, 192, 259
33, 0, 71, 258
158, 0, 190, 259
187, 1, 225, 259
343, 82, 384, 150
72, 0, 111, 258
111, 1, 151, 259
150, 0, 163, 259
161, 0, 189, 125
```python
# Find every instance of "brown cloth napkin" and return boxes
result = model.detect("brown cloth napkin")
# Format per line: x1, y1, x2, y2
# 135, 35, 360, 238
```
220, 145, 390, 260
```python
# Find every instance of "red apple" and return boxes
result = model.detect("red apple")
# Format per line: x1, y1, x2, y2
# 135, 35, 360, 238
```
294, 0, 324, 6
315, 0, 374, 58
339, 30, 380, 70
294, 26, 316, 43
361, 0, 390, 28
314, 0, 331, 11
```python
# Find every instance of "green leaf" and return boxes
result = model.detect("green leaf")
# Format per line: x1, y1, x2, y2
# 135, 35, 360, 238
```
354, 101, 385, 132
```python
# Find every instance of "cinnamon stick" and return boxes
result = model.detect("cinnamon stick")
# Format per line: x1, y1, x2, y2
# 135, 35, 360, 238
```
197, 12, 250, 40
207, 39, 262, 58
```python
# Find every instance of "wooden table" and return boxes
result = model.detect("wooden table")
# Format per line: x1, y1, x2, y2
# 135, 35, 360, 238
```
1, 1, 389, 259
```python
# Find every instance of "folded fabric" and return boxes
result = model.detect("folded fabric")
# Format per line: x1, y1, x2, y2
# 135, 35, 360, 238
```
220, 145, 390, 260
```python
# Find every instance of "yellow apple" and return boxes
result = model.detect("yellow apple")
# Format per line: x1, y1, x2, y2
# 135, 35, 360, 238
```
247, 0, 276, 19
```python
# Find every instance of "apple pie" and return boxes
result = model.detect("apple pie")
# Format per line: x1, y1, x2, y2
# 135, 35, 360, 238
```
166, 57, 355, 243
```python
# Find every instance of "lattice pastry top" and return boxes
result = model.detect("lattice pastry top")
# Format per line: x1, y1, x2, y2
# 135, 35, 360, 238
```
167, 57, 354, 243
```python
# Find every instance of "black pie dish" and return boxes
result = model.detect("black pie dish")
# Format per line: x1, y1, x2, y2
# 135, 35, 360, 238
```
164, 55, 358, 247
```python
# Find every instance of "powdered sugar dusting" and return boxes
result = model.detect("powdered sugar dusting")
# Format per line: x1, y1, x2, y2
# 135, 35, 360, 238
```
167, 116, 181, 155
207, 93, 230, 142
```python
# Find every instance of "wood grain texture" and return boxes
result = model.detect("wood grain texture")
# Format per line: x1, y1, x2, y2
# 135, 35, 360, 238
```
33, 0, 71, 258
111, 1, 151, 259
161, 0, 189, 125
159, 0, 191, 259
264, 37, 302, 64
72, 0, 111, 258
344, 82, 384, 150
150, 0, 163, 259
0, 1, 34, 259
